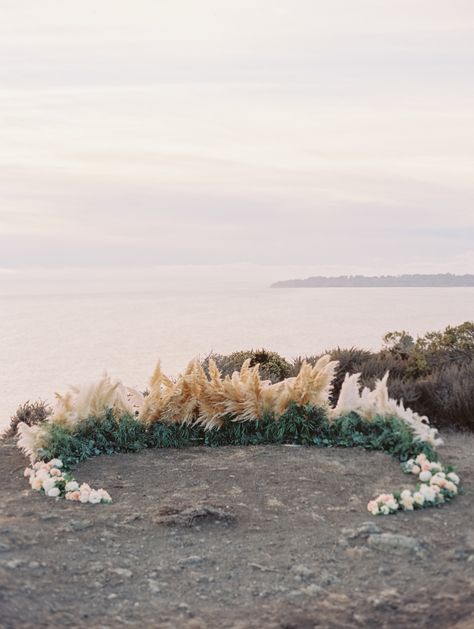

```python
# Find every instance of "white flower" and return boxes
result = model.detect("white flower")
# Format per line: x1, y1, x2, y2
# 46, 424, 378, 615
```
387, 500, 398, 511
49, 459, 63, 468
411, 465, 421, 475
419, 485, 436, 502
380, 505, 390, 515
413, 492, 424, 506
444, 481, 458, 494
65, 481, 79, 492
36, 469, 50, 482
429, 462, 442, 473
31, 477, 43, 491
415, 453, 427, 465
88, 490, 102, 504
46, 487, 60, 498
98, 489, 112, 503
430, 473, 444, 486
419, 470, 432, 482
447, 472, 460, 485
401, 496, 414, 511
400, 489, 412, 500
42, 478, 57, 493
79, 492, 90, 504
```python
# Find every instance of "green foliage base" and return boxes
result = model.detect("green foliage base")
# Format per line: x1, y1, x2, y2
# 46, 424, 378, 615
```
38, 404, 437, 470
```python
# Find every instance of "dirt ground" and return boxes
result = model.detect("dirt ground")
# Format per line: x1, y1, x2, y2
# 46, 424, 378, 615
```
1, 433, 473, 628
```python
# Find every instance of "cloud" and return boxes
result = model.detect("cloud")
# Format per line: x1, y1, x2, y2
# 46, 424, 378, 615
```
0, 2, 473, 271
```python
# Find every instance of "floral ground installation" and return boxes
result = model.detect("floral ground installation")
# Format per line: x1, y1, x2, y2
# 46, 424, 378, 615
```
14, 356, 461, 514
24, 458, 111, 504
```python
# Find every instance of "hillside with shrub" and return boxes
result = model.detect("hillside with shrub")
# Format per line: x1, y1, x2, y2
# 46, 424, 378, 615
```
202, 322, 474, 432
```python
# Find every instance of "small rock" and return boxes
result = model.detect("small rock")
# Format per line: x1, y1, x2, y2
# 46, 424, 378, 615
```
449, 549, 471, 561
148, 579, 161, 594
291, 564, 314, 580
28, 561, 40, 569
367, 533, 425, 556
266, 498, 284, 508
5, 559, 25, 569
345, 547, 370, 559
0, 543, 11, 552
110, 568, 133, 579
368, 588, 399, 609
300, 584, 323, 596
342, 522, 382, 540
41, 514, 60, 522
108, 593, 118, 600
178, 556, 205, 566
378, 565, 394, 576
178, 603, 190, 611
70, 520, 93, 532
124, 513, 142, 524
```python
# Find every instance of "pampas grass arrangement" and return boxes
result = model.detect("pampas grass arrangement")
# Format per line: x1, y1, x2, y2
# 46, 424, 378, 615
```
14, 354, 441, 464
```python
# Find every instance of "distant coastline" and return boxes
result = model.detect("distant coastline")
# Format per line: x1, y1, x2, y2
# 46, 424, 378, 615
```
271, 273, 474, 288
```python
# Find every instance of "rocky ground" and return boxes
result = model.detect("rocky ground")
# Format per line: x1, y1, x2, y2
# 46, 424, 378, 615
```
0, 433, 473, 628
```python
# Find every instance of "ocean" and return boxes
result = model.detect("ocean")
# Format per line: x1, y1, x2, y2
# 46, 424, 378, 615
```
1, 276, 473, 428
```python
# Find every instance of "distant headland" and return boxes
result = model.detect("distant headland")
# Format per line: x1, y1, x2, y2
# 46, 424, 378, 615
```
271, 273, 474, 288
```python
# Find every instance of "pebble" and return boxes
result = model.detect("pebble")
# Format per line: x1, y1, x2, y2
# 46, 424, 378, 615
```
5, 559, 25, 569
367, 588, 399, 609
291, 564, 314, 580
148, 579, 161, 594
178, 556, 205, 566
109, 568, 133, 579
300, 584, 323, 596
342, 521, 382, 540
70, 520, 94, 532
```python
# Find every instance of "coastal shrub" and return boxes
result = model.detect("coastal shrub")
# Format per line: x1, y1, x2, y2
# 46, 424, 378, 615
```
415, 360, 474, 430
202, 349, 292, 383
294, 321, 474, 430
1, 400, 51, 441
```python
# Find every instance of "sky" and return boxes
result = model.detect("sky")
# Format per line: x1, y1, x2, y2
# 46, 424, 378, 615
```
1, 0, 473, 284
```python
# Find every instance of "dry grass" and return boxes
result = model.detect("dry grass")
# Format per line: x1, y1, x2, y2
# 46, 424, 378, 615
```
141, 356, 338, 429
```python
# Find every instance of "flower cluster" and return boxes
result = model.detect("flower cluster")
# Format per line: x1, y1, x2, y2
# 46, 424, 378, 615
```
368, 453, 460, 516
367, 493, 399, 516
24, 459, 112, 505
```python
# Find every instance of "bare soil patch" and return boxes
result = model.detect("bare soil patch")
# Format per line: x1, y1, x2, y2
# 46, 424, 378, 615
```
1, 434, 473, 628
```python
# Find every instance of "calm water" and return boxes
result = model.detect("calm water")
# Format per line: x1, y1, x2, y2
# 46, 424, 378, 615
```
1, 286, 473, 428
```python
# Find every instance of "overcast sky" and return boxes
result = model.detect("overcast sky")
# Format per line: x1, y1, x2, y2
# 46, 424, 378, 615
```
1, 0, 473, 276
